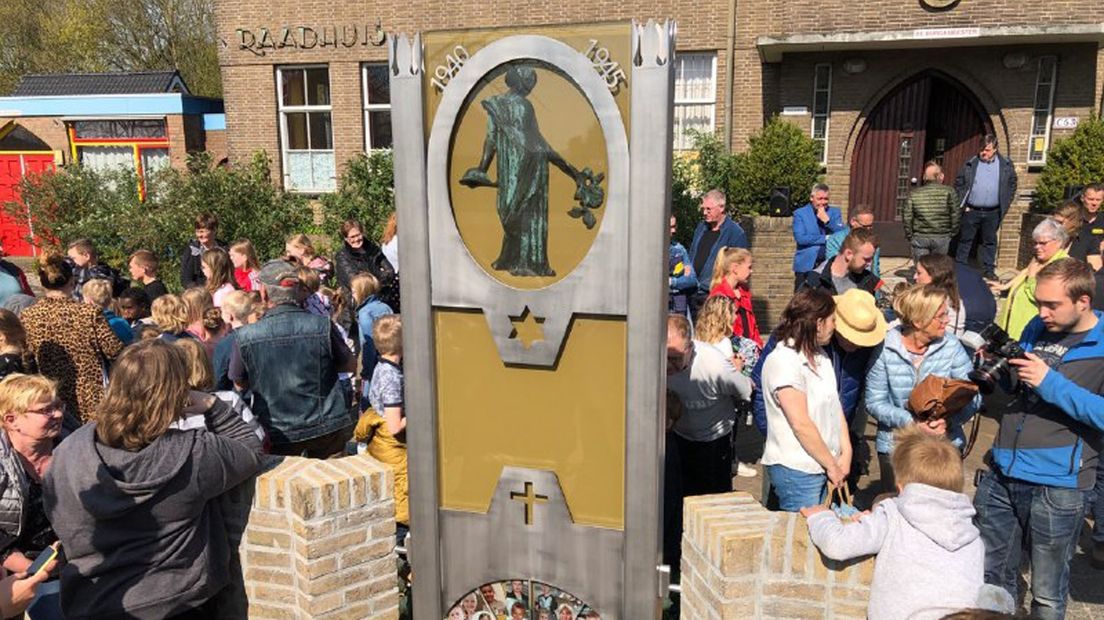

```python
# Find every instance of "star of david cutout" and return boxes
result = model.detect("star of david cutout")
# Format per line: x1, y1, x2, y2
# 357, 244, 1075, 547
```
508, 306, 545, 349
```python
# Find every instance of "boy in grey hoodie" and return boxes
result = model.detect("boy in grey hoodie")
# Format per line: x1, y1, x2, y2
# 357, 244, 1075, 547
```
801, 427, 985, 620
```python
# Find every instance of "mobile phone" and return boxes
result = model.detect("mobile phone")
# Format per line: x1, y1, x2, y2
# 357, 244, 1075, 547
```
27, 545, 59, 578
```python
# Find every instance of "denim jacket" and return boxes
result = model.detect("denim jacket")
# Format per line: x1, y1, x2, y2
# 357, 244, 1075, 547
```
234, 304, 351, 444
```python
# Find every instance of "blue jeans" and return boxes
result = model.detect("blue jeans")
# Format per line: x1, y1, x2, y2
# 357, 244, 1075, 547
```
956, 208, 1001, 275
974, 471, 1086, 620
767, 465, 826, 512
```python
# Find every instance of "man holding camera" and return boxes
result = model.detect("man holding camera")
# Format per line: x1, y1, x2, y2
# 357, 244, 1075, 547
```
974, 258, 1104, 620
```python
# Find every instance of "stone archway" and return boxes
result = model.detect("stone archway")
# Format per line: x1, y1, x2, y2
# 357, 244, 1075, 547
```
848, 71, 992, 256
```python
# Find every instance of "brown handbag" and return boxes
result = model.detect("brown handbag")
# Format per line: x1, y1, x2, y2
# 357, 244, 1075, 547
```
907, 375, 979, 422
907, 374, 983, 458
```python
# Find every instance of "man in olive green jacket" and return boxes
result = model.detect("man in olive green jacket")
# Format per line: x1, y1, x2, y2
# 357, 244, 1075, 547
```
903, 161, 960, 261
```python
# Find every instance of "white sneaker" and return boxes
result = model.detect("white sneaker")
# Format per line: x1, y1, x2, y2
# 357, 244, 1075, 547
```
736, 462, 758, 478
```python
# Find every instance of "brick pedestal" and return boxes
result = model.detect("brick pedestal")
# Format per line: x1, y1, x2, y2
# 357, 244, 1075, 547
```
680, 493, 874, 620
230, 455, 400, 619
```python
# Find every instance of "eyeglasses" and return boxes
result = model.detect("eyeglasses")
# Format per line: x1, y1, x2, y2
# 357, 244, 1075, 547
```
1032, 238, 1058, 246
346, 233, 364, 242
25, 401, 65, 417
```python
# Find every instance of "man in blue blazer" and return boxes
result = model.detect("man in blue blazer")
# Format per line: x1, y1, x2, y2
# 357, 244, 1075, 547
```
791, 183, 845, 291
687, 189, 748, 317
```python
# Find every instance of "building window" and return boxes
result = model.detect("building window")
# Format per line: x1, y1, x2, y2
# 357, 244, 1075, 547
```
812, 63, 832, 166
69, 118, 171, 198
673, 52, 717, 151
363, 63, 392, 151
1027, 56, 1058, 166
277, 65, 335, 192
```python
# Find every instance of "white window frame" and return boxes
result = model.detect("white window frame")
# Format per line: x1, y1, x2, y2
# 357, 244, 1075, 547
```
672, 52, 717, 151
276, 64, 335, 193
362, 62, 393, 152
811, 63, 832, 167
1027, 55, 1058, 167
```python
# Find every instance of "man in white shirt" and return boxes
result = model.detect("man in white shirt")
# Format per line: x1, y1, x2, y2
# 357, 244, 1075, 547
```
666, 314, 753, 496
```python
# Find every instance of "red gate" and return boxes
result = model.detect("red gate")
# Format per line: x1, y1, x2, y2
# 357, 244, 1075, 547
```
0, 153, 54, 256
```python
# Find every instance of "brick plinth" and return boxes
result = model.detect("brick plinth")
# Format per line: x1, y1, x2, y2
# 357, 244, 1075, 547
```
680, 493, 873, 620
744, 215, 798, 333
226, 455, 399, 620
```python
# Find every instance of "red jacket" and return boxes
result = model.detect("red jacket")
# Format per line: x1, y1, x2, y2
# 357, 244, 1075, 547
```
709, 280, 762, 346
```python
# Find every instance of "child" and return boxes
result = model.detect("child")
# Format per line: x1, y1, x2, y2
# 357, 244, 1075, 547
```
81, 279, 133, 345
181, 213, 224, 289
68, 239, 126, 299
296, 266, 332, 318
127, 250, 168, 301
801, 427, 984, 620
285, 233, 333, 283
0, 309, 26, 380
170, 337, 267, 448
355, 315, 407, 536
117, 287, 152, 327
229, 240, 261, 292
351, 272, 392, 397
213, 290, 259, 391
151, 294, 192, 342
201, 248, 237, 308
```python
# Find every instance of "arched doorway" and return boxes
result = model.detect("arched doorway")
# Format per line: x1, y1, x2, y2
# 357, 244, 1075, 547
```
849, 72, 992, 256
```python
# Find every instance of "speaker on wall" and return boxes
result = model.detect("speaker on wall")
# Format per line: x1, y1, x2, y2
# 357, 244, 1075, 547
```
769, 186, 792, 217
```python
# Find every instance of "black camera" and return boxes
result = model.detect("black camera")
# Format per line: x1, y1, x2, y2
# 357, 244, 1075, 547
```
968, 324, 1028, 395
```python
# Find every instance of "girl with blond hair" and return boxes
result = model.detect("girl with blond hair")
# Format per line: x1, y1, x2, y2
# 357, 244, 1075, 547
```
201, 248, 237, 308
285, 233, 333, 283
707, 246, 762, 346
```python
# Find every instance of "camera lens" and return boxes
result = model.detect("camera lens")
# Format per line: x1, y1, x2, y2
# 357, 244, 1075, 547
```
969, 358, 1009, 395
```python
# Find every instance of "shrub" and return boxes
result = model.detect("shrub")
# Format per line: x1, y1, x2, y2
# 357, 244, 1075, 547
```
4, 151, 312, 291
727, 117, 822, 217
318, 151, 394, 254
671, 154, 700, 247
678, 119, 821, 220
1032, 116, 1104, 212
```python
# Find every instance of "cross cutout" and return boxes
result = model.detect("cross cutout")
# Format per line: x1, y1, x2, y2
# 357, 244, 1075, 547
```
509, 481, 548, 526
508, 306, 545, 349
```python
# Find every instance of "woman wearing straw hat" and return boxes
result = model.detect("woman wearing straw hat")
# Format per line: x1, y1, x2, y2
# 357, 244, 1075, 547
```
865, 283, 980, 492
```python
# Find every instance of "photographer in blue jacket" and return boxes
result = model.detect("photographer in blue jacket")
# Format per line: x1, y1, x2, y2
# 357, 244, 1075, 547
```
974, 258, 1104, 620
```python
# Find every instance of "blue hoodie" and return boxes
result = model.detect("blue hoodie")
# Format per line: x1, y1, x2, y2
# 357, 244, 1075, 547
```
865, 327, 980, 454
990, 311, 1104, 489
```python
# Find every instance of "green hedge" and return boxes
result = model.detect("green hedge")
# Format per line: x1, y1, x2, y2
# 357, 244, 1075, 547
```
4, 152, 313, 292
1032, 116, 1104, 213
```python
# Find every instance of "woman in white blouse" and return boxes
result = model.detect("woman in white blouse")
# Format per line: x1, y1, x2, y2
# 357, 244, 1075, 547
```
761, 287, 851, 511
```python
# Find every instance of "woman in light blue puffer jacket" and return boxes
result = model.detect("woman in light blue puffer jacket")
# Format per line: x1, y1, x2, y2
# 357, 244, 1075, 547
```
866, 284, 980, 491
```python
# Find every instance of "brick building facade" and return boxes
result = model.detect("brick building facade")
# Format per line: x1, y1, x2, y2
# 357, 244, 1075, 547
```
214, 0, 1104, 266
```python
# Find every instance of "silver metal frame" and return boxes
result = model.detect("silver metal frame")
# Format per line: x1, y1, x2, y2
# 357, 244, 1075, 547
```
389, 32, 445, 618
623, 19, 676, 617
391, 22, 675, 619
426, 35, 629, 367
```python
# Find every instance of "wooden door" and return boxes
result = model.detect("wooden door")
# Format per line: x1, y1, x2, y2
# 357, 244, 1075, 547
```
0, 154, 53, 256
850, 77, 933, 256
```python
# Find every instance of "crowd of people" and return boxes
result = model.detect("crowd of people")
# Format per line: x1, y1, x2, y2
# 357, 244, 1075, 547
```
0, 212, 403, 618
0, 133, 1098, 619
666, 136, 1104, 619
